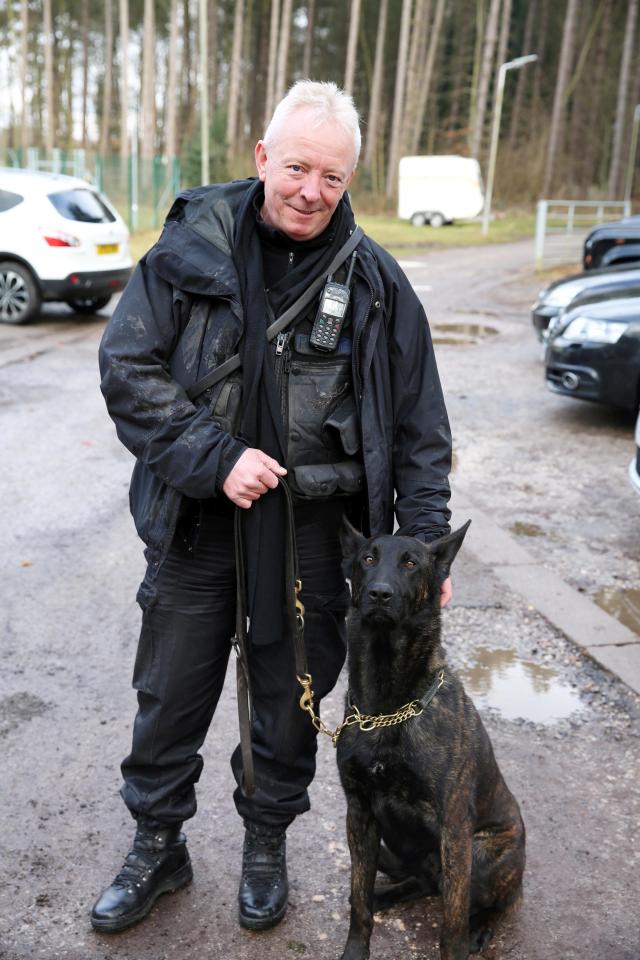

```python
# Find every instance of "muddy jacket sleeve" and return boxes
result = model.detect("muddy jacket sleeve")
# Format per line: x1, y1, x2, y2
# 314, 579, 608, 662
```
387, 266, 452, 542
98, 259, 246, 499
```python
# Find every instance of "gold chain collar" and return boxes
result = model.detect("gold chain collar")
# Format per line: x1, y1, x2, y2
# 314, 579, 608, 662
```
297, 670, 445, 747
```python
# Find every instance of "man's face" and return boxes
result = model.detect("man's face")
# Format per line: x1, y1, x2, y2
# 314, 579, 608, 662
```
255, 109, 356, 242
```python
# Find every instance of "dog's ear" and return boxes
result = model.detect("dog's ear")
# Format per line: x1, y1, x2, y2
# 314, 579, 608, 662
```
340, 517, 367, 561
424, 520, 471, 583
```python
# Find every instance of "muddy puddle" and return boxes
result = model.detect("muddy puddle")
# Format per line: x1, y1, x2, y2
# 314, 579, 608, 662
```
594, 586, 640, 636
458, 647, 584, 724
432, 323, 499, 346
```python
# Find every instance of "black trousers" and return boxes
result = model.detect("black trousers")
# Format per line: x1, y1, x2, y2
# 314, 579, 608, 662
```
120, 498, 349, 829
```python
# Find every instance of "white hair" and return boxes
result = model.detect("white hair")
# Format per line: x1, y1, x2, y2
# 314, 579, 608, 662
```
263, 80, 361, 169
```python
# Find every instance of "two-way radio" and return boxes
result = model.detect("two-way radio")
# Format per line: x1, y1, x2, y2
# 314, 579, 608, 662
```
309, 250, 358, 353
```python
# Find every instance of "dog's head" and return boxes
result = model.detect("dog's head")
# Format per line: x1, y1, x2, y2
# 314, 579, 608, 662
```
341, 521, 471, 624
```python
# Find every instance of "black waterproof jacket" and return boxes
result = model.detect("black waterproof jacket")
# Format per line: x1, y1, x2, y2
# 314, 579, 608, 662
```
99, 179, 452, 577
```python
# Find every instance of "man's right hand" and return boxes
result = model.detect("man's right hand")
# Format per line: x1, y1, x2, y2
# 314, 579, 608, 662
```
222, 448, 287, 509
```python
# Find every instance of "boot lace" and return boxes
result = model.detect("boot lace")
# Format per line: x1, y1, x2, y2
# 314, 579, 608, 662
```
111, 846, 160, 891
242, 831, 285, 883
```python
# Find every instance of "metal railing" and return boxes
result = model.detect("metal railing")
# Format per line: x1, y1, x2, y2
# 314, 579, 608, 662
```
535, 199, 632, 270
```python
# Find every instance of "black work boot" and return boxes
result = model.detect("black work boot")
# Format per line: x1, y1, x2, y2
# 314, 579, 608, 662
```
90, 818, 192, 933
238, 821, 288, 930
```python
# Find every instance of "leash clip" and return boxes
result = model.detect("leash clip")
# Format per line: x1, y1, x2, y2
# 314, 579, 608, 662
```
295, 578, 305, 627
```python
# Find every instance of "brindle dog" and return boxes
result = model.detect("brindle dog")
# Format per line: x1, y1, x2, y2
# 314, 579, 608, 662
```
336, 521, 525, 960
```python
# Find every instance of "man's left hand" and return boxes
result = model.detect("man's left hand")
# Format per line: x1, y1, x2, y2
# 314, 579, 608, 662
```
440, 576, 452, 608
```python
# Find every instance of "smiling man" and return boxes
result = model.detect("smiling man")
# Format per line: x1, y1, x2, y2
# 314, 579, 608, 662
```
94, 81, 452, 935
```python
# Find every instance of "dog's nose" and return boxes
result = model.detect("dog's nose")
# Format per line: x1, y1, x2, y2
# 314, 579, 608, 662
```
368, 583, 393, 604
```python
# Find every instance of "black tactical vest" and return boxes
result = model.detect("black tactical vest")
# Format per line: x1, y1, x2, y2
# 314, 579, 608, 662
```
207, 294, 364, 500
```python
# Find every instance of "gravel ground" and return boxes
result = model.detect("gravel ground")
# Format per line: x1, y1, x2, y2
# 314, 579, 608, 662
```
1, 240, 639, 960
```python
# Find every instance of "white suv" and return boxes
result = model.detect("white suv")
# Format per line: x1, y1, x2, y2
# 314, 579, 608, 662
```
0, 167, 133, 324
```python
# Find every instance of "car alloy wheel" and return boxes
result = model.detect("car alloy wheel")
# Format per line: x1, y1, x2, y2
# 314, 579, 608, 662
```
0, 261, 41, 324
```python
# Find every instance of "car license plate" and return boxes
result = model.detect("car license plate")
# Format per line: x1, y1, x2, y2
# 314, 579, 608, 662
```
97, 243, 119, 255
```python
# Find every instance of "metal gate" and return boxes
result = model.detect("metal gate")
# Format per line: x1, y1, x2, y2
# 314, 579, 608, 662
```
534, 199, 632, 270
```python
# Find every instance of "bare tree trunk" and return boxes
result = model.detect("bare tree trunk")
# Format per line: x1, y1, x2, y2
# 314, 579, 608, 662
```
402, 0, 431, 154
543, 0, 579, 196
608, 0, 638, 196
530, 0, 549, 140
496, 0, 512, 71
385, 0, 413, 197
470, 0, 501, 159
226, 0, 244, 161
409, 0, 446, 155
508, 0, 536, 146
62, 5, 74, 152
274, 0, 293, 105
264, 0, 281, 126
344, 0, 362, 95
43, 0, 54, 152
101, 0, 114, 155
79, 0, 89, 149
238, 0, 253, 153
468, 0, 485, 151
582, 0, 611, 184
165, 0, 179, 158
447, 0, 474, 138
209, 0, 218, 111
302, 0, 315, 77
140, 0, 156, 159
180, 0, 196, 147
363, 0, 389, 171
19, 0, 29, 153
119, 0, 130, 156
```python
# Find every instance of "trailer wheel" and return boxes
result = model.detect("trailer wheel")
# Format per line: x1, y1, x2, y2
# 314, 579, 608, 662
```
410, 212, 427, 227
429, 212, 446, 228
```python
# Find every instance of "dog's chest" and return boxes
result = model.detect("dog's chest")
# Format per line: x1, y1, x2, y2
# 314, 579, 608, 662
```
349, 736, 430, 802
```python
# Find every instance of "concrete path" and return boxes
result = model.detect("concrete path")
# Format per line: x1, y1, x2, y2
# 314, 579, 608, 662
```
450, 484, 640, 696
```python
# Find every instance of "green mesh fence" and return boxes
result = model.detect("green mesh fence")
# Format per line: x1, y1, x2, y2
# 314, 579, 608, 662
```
0, 148, 180, 231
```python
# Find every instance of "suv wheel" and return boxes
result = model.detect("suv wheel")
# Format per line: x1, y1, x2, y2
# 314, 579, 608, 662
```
65, 295, 112, 315
0, 261, 41, 325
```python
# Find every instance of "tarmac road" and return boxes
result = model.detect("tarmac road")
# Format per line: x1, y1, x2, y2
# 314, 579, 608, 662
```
1, 239, 639, 960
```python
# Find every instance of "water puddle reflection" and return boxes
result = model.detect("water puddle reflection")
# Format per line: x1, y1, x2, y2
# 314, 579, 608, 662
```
594, 587, 640, 636
458, 647, 584, 724
432, 323, 499, 346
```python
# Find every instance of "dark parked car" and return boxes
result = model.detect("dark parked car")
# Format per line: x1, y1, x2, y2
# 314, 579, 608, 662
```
532, 264, 640, 340
583, 215, 640, 271
545, 291, 640, 410
630, 411, 640, 494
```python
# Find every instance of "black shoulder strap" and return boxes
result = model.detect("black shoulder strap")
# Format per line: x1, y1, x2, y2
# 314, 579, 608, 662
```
186, 226, 364, 402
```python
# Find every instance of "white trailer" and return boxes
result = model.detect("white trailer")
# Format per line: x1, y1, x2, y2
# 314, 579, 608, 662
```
398, 155, 484, 227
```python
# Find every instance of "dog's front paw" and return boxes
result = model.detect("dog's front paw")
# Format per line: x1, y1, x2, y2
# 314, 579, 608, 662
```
338, 941, 370, 960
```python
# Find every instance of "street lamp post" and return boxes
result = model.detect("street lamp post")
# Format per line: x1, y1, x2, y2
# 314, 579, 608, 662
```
624, 104, 640, 208
482, 54, 538, 237
199, 0, 209, 185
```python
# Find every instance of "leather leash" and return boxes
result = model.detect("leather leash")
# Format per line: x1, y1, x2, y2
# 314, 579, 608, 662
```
232, 477, 307, 797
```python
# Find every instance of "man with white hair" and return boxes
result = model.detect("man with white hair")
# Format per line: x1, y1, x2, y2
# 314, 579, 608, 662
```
93, 80, 452, 934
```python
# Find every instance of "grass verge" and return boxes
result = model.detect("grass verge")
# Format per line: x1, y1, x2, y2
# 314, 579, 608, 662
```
128, 214, 537, 265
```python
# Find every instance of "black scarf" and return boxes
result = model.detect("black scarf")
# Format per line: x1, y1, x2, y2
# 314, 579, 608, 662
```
232, 179, 354, 646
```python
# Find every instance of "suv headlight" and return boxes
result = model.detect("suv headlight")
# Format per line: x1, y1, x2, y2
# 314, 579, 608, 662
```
562, 316, 627, 343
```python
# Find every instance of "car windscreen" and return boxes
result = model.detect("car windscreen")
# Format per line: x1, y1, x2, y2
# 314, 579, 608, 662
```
0, 189, 24, 212
47, 189, 116, 223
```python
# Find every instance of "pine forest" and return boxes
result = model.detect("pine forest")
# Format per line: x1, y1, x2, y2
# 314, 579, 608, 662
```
1, 0, 639, 209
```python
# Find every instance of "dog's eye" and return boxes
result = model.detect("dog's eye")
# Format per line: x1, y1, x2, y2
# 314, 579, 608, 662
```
363, 555, 375, 566
403, 559, 416, 569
